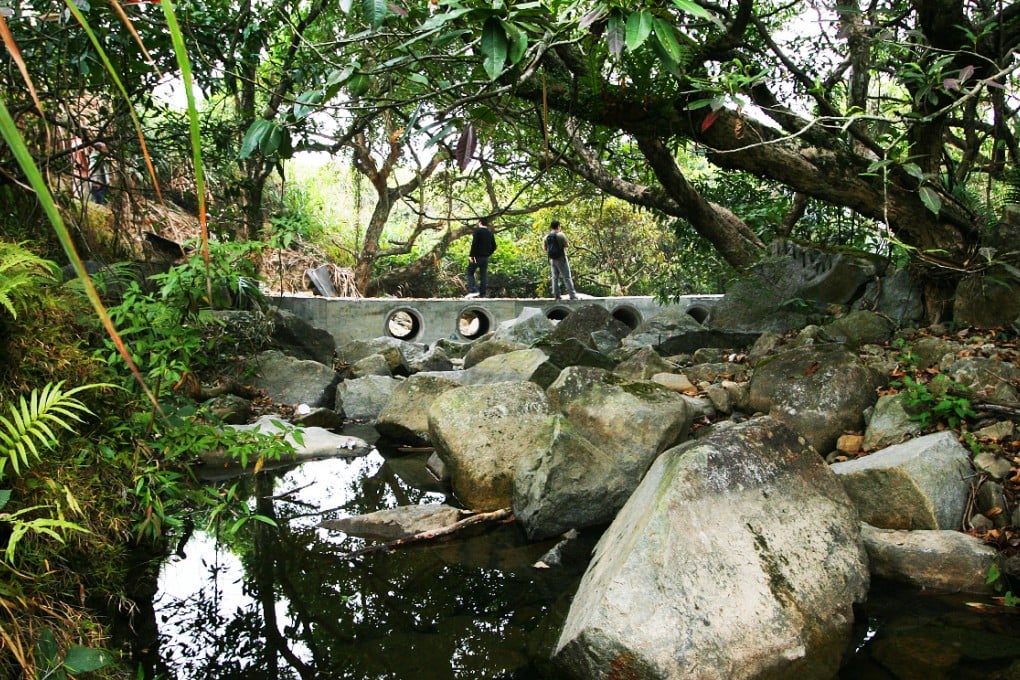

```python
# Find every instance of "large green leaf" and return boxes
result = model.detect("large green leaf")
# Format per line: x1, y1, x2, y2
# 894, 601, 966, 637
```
626, 11, 653, 51
259, 124, 284, 157
919, 186, 942, 215
502, 19, 528, 65
671, 0, 718, 22
652, 18, 684, 66
63, 646, 114, 673
239, 120, 274, 160
362, 0, 389, 28
480, 16, 508, 80
292, 90, 322, 121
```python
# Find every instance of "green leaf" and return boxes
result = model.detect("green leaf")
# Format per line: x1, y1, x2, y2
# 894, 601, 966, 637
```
362, 0, 389, 28
502, 20, 528, 65
0, 490, 9, 511
63, 647, 114, 673
239, 120, 273, 160
259, 124, 284, 157
420, 5, 474, 32
686, 98, 715, 110
480, 16, 509, 80
292, 90, 322, 121
670, 0, 722, 26
902, 163, 924, 181
918, 185, 942, 215
652, 18, 684, 66
625, 10, 653, 51
348, 73, 372, 97
36, 629, 59, 665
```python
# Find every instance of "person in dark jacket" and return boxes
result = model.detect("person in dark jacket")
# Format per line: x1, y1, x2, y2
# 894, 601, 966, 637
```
465, 218, 497, 297
543, 219, 577, 300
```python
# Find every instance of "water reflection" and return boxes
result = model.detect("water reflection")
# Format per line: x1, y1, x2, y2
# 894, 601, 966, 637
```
149, 442, 590, 680
142, 434, 1020, 679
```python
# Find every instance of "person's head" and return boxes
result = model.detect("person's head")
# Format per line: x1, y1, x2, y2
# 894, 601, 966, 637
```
479, 218, 490, 228
550, 219, 561, 231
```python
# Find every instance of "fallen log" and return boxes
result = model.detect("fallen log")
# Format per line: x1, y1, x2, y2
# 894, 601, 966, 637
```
339, 507, 514, 559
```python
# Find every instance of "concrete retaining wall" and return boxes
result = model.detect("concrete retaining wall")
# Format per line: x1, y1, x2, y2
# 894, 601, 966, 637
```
271, 294, 722, 348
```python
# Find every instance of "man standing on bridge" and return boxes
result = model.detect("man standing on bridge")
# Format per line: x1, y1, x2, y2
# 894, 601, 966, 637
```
465, 218, 497, 298
544, 219, 577, 300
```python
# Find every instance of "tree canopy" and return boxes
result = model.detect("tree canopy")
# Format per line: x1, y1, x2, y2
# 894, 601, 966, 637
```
1, 0, 1018, 310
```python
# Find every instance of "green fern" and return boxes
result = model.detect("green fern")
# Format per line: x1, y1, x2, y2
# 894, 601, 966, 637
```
0, 241, 58, 320
0, 381, 103, 479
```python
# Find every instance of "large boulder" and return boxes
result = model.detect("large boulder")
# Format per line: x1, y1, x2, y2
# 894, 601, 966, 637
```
462, 337, 528, 369
547, 304, 632, 348
553, 417, 869, 680
831, 430, 975, 530
375, 373, 463, 444
513, 416, 633, 540
336, 375, 401, 422
428, 381, 555, 511
267, 307, 336, 365
547, 366, 693, 485
404, 344, 453, 373
861, 524, 996, 593
821, 310, 896, 347
953, 268, 1020, 329
490, 306, 555, 345
337, 336, 416, 376
748, 344, 883, 454
623, 306, 756, 355
707, 240, 884, 334
852, 267, 925, 325
460, 348, 562, 389
243, 350, 339, 409
862, 393, 922, 451
943, 356, 1020, 401
612, 347, 675, 381
532, 337, 616, 371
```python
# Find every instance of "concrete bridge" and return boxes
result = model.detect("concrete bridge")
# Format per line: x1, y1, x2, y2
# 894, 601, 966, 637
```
272, 294, 722, 348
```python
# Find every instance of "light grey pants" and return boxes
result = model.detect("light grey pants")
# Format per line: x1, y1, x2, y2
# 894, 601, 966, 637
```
550, 257, 576, 299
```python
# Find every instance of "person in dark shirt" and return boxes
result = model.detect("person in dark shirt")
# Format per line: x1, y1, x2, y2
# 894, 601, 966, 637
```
465, 218, 497, 297
543, 219, 577, 300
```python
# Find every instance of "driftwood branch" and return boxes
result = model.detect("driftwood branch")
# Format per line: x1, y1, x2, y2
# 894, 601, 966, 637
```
340, 507, 514, 559
174, 373, 263, 401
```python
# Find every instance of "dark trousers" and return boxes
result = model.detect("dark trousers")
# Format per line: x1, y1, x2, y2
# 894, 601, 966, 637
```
466, 257, 489, 296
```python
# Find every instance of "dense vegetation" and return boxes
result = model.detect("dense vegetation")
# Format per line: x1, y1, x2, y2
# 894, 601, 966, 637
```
0, 0, 1018, 676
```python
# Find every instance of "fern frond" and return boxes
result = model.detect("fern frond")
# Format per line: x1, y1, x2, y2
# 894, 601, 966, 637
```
0, 381, 100, 479
0, 241, 58, 319
0, 504, 91, 563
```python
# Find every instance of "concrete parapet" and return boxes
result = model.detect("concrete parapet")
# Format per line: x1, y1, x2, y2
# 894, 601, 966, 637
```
270, 294, 722, 348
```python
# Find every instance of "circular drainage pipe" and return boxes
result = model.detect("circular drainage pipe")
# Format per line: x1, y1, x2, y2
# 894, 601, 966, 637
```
457, 306, 493, 340
611, 305, 642, 330
385, 307, 424, 341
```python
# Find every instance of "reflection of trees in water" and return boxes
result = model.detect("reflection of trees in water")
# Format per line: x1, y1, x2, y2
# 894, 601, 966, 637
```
146, 449, 591, 679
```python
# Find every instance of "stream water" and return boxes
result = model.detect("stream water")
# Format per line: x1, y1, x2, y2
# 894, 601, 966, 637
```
138, 427, 1020, 679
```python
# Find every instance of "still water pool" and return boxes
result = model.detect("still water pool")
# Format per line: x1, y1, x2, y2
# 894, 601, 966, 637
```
142, 428, 1020, 679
